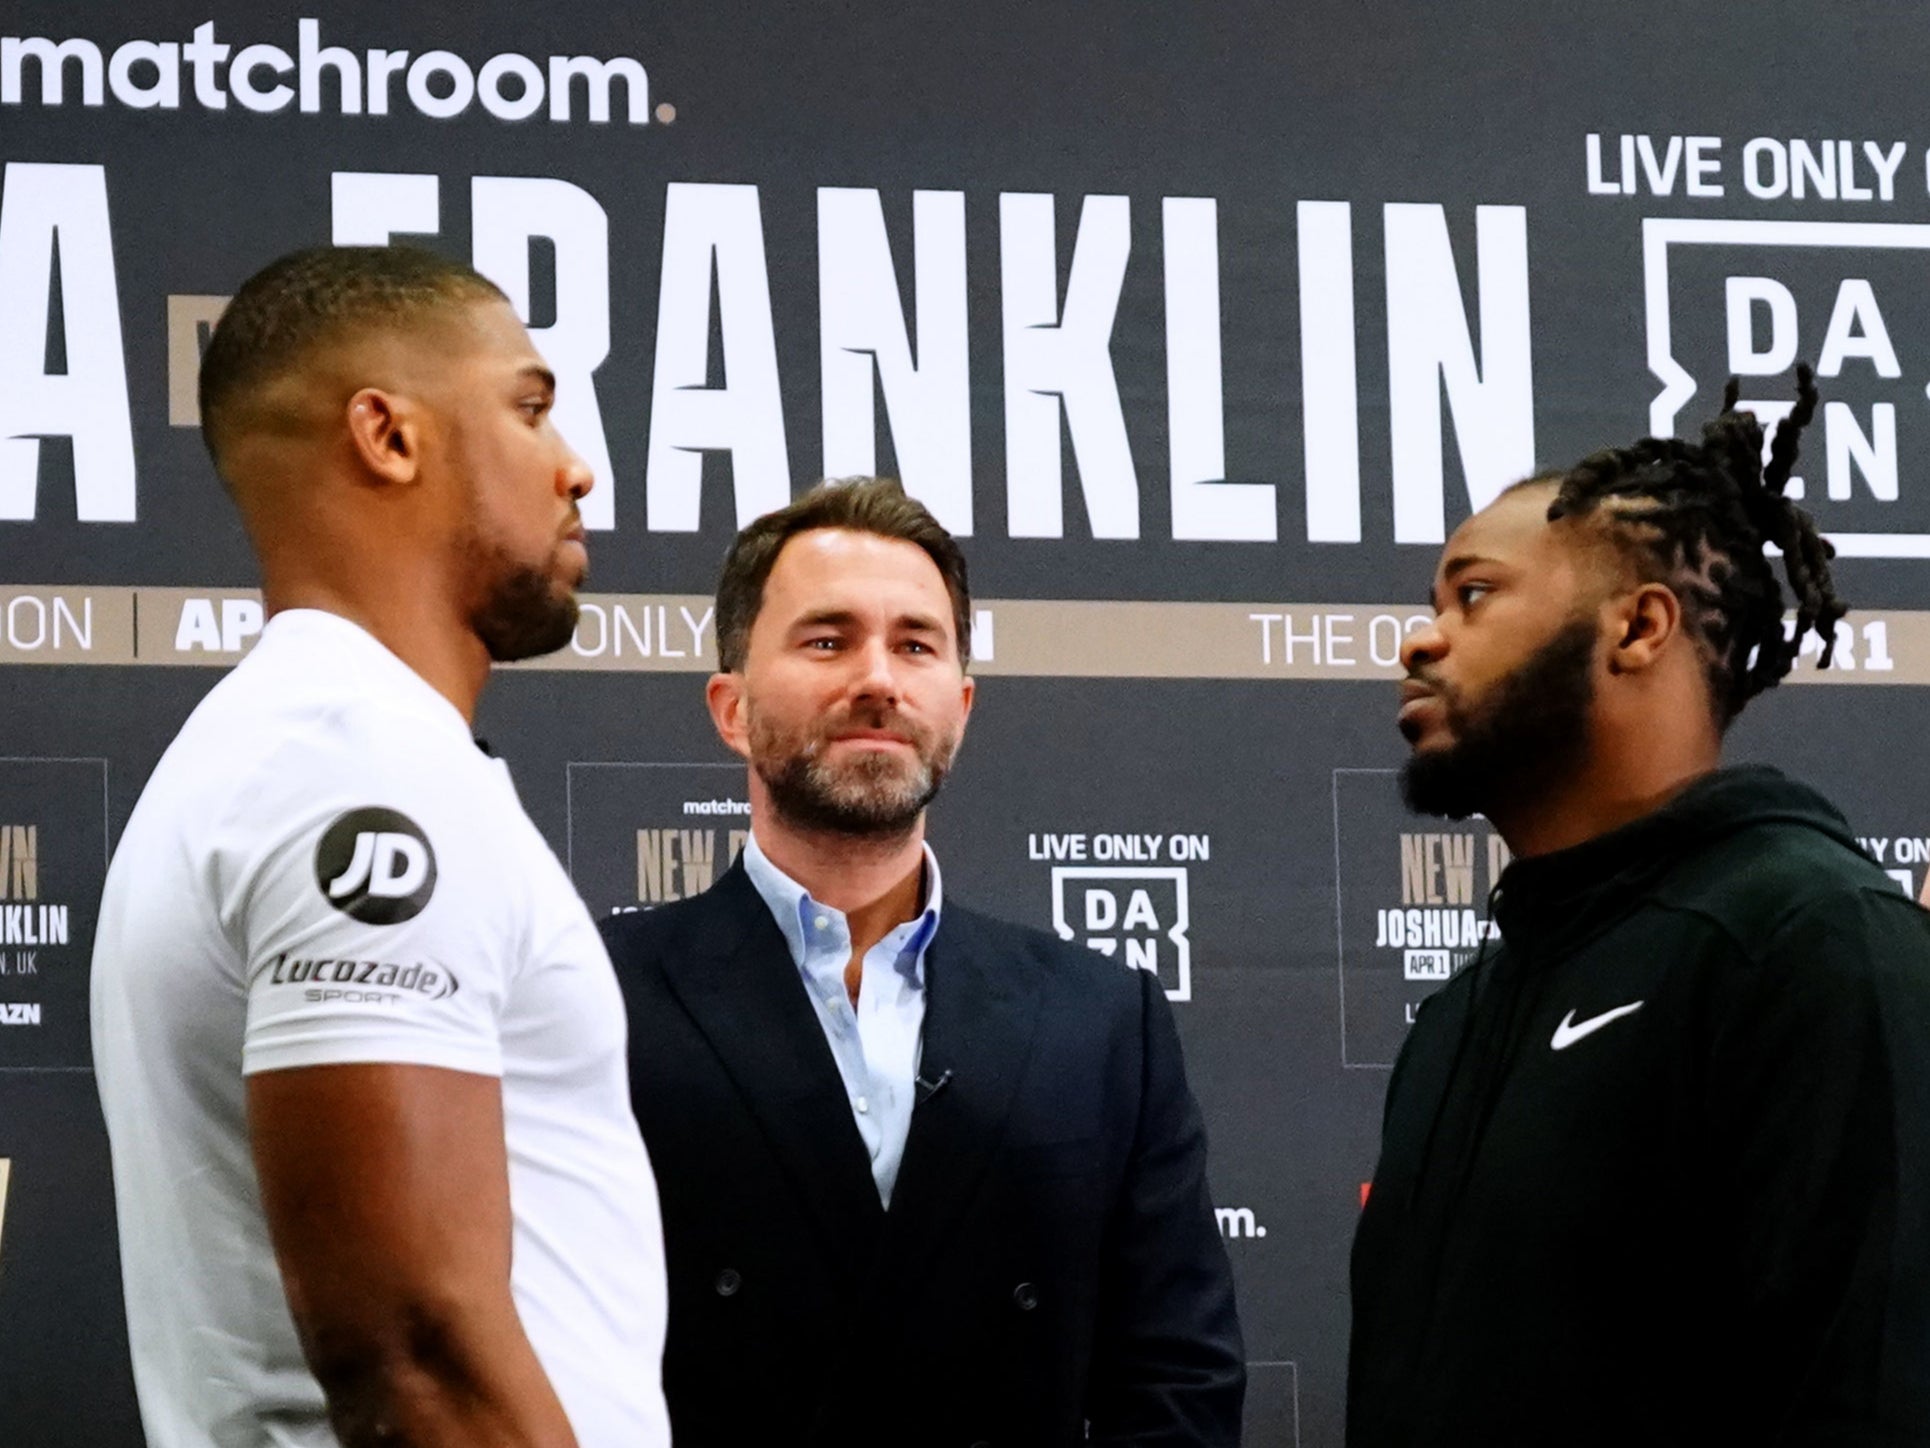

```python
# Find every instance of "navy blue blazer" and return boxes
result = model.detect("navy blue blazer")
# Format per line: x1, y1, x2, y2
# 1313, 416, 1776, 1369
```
600, 861, 1244, 1448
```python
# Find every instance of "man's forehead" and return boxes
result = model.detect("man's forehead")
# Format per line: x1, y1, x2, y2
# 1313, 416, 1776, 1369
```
1438, 483, 1559, 576
451, 296, 545, 368
763, 529, 951, 621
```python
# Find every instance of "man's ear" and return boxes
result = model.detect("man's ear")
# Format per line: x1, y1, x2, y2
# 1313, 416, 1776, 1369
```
344, 388, 421, 486
704, 672, 753, 760
1606, 583, 1682, 675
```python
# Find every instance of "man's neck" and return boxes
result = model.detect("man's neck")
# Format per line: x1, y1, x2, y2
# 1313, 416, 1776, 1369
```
751, 814, 928, 960
1490, 752, 1720, 859
262, 574, 491, 725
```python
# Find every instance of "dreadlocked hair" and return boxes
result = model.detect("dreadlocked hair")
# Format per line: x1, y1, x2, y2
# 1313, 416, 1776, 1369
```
1537, 363, 1848, 727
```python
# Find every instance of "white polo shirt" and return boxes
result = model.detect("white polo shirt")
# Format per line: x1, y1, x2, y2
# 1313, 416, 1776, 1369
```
91, 609, 669, 1448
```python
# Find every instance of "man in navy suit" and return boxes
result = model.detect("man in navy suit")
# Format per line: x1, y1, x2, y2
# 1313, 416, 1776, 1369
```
600, 477, 1243, 1447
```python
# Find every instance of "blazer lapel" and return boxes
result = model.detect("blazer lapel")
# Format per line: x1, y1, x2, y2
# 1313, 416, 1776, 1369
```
656, 865, 886, 1262
877, 908, 1043, 1279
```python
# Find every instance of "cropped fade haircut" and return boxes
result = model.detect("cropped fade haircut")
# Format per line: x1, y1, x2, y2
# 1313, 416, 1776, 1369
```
714, 477, 972, 672
1525, 364, 1847, 729
197, 244, 505, 469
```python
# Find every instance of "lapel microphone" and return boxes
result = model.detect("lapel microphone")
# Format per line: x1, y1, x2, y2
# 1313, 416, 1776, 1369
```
913, 1068, 954, 1106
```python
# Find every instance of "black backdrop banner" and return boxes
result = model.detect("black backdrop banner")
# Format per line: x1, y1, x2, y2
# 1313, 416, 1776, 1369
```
7, 4, 1930, 1442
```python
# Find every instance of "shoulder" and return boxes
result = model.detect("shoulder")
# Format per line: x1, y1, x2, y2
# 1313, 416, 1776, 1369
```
1660, 819, 1924, 960
939, 900, 1151, 1007
599, 868, 761, 966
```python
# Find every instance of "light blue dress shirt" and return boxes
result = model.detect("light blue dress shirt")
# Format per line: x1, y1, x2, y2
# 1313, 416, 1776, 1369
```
740, 831, 941, 1209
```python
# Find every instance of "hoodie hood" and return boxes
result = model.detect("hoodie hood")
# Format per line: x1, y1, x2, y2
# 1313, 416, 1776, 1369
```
1489, 765, 1859, 958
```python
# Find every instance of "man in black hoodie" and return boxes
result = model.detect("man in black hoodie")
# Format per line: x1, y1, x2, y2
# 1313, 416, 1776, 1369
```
1349, 367, 1930, 1447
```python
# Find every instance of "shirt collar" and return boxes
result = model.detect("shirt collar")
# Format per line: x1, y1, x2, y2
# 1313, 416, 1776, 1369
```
259, 608, 476, 750
740, 829, 943, 984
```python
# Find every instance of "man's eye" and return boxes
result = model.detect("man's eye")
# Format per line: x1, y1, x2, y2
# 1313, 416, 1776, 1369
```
1458, 583, 1492, 608
901, 639, 933, 655
805, 637, 840, 651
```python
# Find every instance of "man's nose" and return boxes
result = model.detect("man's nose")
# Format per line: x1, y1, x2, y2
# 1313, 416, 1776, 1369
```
1400, 618, 1446, 675
557, 442, 594, 500
848, 636, 900, 699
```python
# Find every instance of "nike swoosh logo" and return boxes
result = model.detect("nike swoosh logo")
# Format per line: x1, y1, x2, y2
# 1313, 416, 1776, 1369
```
1550, 1000, 1645, 1050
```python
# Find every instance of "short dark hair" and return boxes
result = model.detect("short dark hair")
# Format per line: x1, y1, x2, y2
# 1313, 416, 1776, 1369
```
714, 477, 972, 671
1527, 364, 1847, 728
198, 244, 505, 466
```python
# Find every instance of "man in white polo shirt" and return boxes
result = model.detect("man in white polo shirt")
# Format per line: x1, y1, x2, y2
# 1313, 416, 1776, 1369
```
90, 245, 668, 1448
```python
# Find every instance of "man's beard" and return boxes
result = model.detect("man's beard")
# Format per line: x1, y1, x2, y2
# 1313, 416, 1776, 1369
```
751, 702, 957, 839
470, 546, 580, 663
1400, 616, 1598, 820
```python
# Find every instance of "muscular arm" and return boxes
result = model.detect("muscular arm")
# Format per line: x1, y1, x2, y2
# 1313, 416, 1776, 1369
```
248, 1063, 577, 1448
1087, 971, 1246, 1446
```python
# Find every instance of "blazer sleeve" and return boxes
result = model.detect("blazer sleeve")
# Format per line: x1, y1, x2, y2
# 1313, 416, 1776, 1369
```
1085, 966, 1246, 1445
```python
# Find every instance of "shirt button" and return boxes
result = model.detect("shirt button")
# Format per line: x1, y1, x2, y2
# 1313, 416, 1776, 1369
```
813, 915, 830, 932
1012, 1282, 1039, 1312
854, 1095, 870, 1114
715, 1268, 742, 1297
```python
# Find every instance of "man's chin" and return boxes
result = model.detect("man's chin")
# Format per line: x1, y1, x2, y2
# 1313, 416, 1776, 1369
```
1399, 749, 1484, 820
480, 598, 580, 663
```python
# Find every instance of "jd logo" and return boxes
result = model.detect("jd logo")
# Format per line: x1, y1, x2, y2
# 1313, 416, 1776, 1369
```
1051, 866, 1192, 1002
315, 808, 438, 925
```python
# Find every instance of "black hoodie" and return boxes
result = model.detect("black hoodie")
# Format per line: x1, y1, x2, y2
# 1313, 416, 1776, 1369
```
1349, 767, 1930, 1446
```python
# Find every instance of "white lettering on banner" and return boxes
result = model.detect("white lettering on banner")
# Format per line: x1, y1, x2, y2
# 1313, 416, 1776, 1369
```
473, 176, 616, 529
1250, 611, 1431, 667
1214, 1207, 1267, 1240
0, 163, 137, 522
546, 55, 648, 124
570, 603, 711, 659
1, 37, 106, 104
1735, 139, 1909, 203
478, 55, 544, 122
330, 171, 440, 244
1582, 134, 1724, 197
406, 51, 473, 120
184, 24, 228, 108
173, 598, 262, 654
646, 183, 791, 531
1165, 197, 1274, 542
1000, 193, 1139, 539
107, 40, 178, 108
818, 188, 972, 533
298, 19, 360, 114
0, 23, 652, 125
230, 43, 294, 113
1299, 200, 1362, 543
1385, 203, 1536, 543
1724, 275, 1901, 505
1816, 280, 1900, 378
1824, 403, 1897, 502
0, 595, 91, 651
1646, 219, 1930, 551
1726, 277, 1798, 375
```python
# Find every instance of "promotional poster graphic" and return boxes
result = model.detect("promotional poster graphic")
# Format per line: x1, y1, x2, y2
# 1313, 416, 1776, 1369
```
5, 4, 1930, 1441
